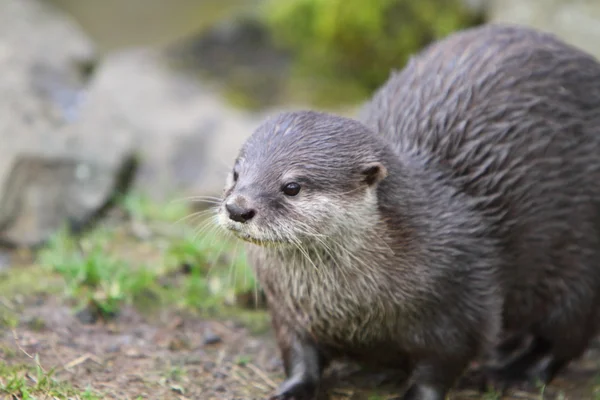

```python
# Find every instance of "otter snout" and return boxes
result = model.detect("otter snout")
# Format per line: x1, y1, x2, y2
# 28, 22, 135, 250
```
225, 200, 256, 223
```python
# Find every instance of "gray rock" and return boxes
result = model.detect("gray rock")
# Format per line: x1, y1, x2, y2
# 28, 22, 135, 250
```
0, 0, 292, 248
0, 0, 134, 247
83, 48, 267, 202
0, 250, 10, 272
487, 0, 600, 60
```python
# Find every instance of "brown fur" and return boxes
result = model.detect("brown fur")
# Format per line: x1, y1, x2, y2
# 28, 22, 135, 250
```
216, 23, 600, 400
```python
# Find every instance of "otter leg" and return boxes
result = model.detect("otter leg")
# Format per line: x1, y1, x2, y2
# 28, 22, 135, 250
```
269, 315, 328, 400
487, 338, 577, 396
270, 338, 325, 400
484, 336, 552, 391
526, 354, 569, 385
400, 359, 467, 400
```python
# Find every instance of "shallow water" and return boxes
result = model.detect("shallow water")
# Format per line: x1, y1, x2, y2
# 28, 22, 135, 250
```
48, 0, 255, 53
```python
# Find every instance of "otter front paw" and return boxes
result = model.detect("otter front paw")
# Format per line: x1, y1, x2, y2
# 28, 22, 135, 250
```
401, 384, 445, 400
269, 375, 318, 400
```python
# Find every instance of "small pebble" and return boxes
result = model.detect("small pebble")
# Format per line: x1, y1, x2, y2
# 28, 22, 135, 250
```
203, 330, 222, 345
106, 344, 121, 353
179, 262, 193, 274
213, 371, 228, 379
0, 251, 11, 272
75, 308, 98, 325
203, 361, 216, 371
214, 385, 227, 393
170, 385, 184, 394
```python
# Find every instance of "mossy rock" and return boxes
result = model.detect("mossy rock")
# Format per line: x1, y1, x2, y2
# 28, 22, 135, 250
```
262, 0, 483, 107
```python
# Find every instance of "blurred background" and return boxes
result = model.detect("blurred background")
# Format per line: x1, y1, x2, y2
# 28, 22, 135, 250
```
1, 0, 600, 399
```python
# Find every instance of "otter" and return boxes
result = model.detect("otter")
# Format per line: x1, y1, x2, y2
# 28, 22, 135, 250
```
215, 24, 600, 400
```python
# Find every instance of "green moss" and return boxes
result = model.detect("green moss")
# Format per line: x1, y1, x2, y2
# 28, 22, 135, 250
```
262, 0, 482, 107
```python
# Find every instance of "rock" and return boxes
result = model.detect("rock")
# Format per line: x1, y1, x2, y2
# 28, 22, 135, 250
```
0, 155, 133, 246
203, 330, 222, 346
167, 16, 292, 110
214, 385, 227, 393
0, 251, 10, 272
487, 0, 600, 60
0, 0, 284, 248
83, 48, 266, 203
0, 0, 135, 247
75, 307, 99, 325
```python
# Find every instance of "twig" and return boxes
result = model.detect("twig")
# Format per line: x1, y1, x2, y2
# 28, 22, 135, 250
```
232, 363, 271, 394
12, 329, 34, 359
63, 352, 103, 370
245, 362, 277, 389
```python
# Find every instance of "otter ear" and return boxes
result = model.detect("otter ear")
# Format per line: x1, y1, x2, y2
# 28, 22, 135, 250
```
361, 162, 388, 186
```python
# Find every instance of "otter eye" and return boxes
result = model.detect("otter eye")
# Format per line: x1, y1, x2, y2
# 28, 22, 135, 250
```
232, 170, 239, 182
282, 182, 301, 196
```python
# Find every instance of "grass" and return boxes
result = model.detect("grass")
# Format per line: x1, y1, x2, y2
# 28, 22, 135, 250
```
0, 360, 102, 399
37, 227, 159, 320
33, 191, 260, 323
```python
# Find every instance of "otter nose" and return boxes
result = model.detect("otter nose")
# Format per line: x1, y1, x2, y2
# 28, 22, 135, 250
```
226, 203, 256, 223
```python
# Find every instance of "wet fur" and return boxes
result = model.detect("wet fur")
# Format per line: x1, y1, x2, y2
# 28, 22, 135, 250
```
361, 23, 600, 385
217, 24, 600, 399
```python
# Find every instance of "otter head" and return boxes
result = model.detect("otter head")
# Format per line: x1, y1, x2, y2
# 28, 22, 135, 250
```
217, 110, 389, 248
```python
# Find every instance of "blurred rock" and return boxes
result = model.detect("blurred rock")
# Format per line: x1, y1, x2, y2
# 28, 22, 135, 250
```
0, 0, 135, 247
0, 0, 274, 247
203, 329, 222, 345
488, 0, 600, 60
0, 251, 10, 272
85, 48, 266, 202
167, 17, 291, 110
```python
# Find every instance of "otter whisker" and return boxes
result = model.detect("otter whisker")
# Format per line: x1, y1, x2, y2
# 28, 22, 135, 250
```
227, 240, 240, 295
173, 208, 217, 228
192, 217, 220, 242
170, 195, 223, 204
204, 226, 232, 283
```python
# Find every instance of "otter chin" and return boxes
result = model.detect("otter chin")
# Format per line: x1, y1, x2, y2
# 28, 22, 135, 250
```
214, 24, 600, 400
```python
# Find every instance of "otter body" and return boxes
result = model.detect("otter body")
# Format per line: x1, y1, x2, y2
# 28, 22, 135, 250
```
217, 24, 600, 400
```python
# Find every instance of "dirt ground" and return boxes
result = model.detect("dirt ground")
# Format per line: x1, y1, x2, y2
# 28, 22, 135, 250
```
2, 290, 600, 400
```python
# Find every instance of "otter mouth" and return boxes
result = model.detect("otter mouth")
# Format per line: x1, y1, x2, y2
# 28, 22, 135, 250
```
231, 230, 270, 245
217, 208, 289, 247
224, 224, 285, 247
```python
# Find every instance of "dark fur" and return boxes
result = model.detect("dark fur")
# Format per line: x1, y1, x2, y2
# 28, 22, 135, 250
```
217, 24, 600, 399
